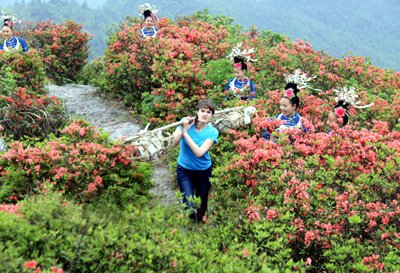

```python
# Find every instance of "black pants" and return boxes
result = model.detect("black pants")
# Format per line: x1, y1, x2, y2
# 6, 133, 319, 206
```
176, 165, 212, 221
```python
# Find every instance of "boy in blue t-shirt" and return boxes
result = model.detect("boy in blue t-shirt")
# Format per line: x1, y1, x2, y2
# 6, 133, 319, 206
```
173, 100, 219, 222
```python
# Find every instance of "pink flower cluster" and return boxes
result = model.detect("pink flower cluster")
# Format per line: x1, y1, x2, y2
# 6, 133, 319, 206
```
217, 119, 400, 264
1, 120, 143, 202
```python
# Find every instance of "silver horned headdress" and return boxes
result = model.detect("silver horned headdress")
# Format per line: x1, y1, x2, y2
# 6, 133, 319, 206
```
334, 86, 374, 109
227, 43, 257, 63
137, 3, 159, 17
284, 69, 316, 90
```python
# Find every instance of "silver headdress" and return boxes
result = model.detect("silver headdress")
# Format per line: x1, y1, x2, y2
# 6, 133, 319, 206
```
284, 69, 316, 90
227, 43, 257, 63
137, 3, 159, 17
334, 86, 374, 109
0, 10, 21, 25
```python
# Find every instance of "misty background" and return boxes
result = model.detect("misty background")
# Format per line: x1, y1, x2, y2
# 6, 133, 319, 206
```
1, 0, 399, 71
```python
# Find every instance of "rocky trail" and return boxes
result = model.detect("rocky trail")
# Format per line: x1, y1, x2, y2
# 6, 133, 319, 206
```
48, 84, 177, 206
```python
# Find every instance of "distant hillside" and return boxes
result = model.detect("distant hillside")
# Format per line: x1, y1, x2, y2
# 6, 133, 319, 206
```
1, 0, 399, 71
78, 0, 107, 8
1, 0, 106, 8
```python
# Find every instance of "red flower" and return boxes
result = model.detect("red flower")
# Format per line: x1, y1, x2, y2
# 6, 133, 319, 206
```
266, 209, 277, 220
24, 260, 38, 269
284, 88, 295, 99
51, 266, 64, 273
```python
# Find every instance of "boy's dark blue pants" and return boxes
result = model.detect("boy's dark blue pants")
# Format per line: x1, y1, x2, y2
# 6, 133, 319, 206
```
177, 164, 212, 221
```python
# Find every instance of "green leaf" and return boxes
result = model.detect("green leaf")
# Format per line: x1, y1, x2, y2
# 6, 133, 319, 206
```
348, 215, 362, 224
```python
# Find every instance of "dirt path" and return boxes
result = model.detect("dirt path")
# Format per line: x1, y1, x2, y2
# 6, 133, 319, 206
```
48, 84, 176, 206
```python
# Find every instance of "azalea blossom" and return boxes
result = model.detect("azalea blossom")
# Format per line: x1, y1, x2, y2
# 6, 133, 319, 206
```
23, 260, 38, 269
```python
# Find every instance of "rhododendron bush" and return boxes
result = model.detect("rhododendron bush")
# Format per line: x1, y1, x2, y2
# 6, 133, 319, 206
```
1, 192, 307, 272
19, 20, 90, 84
100, 17, 230, 124
0, 87, 67, 140
0, 50, 67, 141
210, 116, 400, 271
0, 120, 152, 203
0, 49, 46, 95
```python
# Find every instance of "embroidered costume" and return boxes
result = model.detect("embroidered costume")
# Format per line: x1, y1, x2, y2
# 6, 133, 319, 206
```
225, 77, 256, 100
0, 36, 29, 52
225, 43, 257, 100
263, 113, 304, 140
274, 112, 302, 131
139, 26, 158, 38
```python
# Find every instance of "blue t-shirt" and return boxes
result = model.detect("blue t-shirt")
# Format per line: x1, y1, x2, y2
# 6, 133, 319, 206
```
139, 26, 158, 38
263, 112, 304, 140
178, 123, 219, 170
0, 36, 29, 52
225, 77, 256, 100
